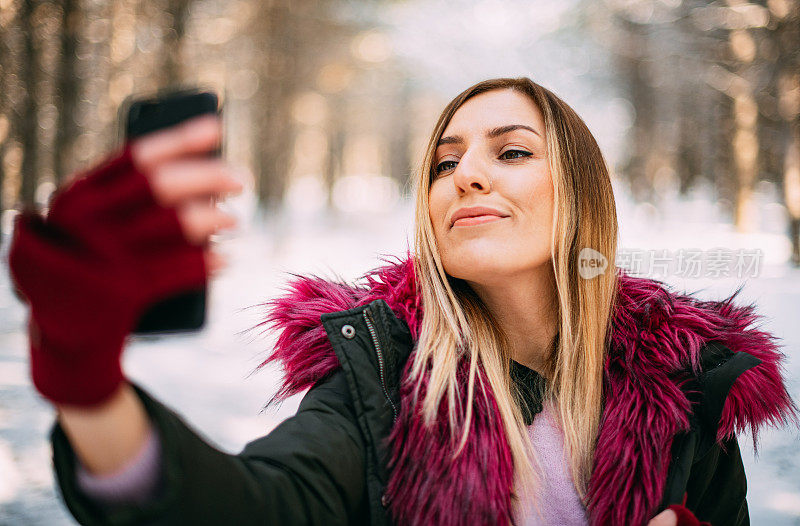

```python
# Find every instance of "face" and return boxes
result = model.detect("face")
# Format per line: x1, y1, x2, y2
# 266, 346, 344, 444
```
428, 88, 554, 286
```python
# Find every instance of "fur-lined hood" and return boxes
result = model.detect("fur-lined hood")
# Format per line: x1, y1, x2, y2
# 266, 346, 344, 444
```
251, 253, 797, 526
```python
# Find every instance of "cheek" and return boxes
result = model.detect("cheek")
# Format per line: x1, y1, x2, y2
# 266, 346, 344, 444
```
519, 171, 555, 233
535, 169, 554, 208
427, 185, 448, 233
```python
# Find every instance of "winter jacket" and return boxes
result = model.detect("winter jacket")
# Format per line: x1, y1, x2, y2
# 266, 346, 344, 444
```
49, 254, 798, 526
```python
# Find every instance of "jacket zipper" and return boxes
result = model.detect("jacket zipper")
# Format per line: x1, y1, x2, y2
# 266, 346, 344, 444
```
363, 308, 399, 422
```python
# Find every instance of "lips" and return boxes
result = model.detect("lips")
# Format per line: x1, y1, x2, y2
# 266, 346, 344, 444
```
450, 206, 510, 228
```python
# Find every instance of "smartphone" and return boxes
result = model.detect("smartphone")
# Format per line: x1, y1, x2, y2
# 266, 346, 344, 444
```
121, 88, 221, 335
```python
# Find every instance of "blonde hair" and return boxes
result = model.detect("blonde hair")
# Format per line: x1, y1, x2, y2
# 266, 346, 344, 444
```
410, 77, 618, 519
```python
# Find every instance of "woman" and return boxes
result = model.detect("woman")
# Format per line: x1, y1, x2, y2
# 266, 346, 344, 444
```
8, 77, 798, 526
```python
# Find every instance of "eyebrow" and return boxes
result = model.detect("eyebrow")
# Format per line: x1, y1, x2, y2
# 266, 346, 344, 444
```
436, 124, 542, 147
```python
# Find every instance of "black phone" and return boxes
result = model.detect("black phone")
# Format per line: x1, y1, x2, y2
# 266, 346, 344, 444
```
122, 88, 221, 335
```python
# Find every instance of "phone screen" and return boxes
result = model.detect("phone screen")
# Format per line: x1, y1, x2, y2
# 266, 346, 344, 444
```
126, 90, 219, 140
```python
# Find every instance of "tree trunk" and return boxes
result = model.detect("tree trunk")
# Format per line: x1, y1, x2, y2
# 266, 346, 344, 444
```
252, 2, 299, 210
766, 0, 800, 264
731, 87, 759, 232
676, 84, 703, 195
614, 17, 657, 202
324, 92, 346, 211
162, 0, 191, 87
387, 77, 413, 198
18, 0, 40, 208
54, 0, 80, 184
785, 121, 800, 266
0, 10, 9, 220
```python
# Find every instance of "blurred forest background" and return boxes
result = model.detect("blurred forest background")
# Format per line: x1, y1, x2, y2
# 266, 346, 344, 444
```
0, 0, 799, 263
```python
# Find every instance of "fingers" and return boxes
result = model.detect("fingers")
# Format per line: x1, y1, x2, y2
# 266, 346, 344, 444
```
148, 158, 245, 208
176, 200, 238, 246
122, 115, 240, 281
130, 114, 221, 173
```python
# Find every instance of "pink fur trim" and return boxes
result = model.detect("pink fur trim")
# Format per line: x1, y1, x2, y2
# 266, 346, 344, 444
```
247, 256, 797, 526
246, 252, 420, 404
586, 272, 798, 525
384, 356, 515, 526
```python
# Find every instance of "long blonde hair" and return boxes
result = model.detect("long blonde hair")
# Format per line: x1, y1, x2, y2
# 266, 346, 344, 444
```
410, 77, 618, 516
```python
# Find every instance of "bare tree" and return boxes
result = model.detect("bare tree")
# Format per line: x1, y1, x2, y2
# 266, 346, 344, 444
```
162, 0, 191, 87
0, 5, 11, 235
250, 2, 299, 210
611, 16, 658, 202
250, 0, 346, 210
385, 75, 414, 198
54, 0, 80, 184
18, 0, 41, 208
769, 0, 800, 264
325, 91, 347, 211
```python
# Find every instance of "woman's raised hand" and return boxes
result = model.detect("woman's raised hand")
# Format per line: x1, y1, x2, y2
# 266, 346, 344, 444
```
8, 114, 245, 408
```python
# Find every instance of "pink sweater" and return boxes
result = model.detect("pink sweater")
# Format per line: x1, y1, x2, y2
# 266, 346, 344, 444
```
77, 401, 588, 524
517, 400, 589, 525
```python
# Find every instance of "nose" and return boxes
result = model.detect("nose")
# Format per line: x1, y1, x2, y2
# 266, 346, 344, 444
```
452, 150, 492, 194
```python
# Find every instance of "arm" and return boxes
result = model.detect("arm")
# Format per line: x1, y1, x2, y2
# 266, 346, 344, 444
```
56, 383, 152, 477
655, 342, 756, 525
683, 342, 755, 525
682, 436, 749, 525
51, 368, 368, 525
74, 420, 164, 505
661, 341, 752, 525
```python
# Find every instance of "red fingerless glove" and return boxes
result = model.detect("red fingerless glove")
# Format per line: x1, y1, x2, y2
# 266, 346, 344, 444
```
666, 493, 712, 526
8, 145, 207, 407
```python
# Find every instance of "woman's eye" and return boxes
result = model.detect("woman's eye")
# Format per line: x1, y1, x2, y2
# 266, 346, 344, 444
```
500, 149, 532, 160
435, 150, 530, 176
435, 160, 458, 174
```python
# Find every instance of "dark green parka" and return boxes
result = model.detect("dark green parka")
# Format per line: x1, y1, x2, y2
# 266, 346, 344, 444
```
49, 258, 797, 525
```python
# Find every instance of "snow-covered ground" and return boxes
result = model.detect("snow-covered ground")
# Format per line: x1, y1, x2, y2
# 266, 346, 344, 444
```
0, 185, 798, 524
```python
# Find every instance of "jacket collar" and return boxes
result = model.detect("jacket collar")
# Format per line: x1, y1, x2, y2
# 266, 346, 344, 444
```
251, 253, 797, 526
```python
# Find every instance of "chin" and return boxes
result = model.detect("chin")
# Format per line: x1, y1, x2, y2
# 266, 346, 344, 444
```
440, 246, 551, 285
442, 252, 512, 283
